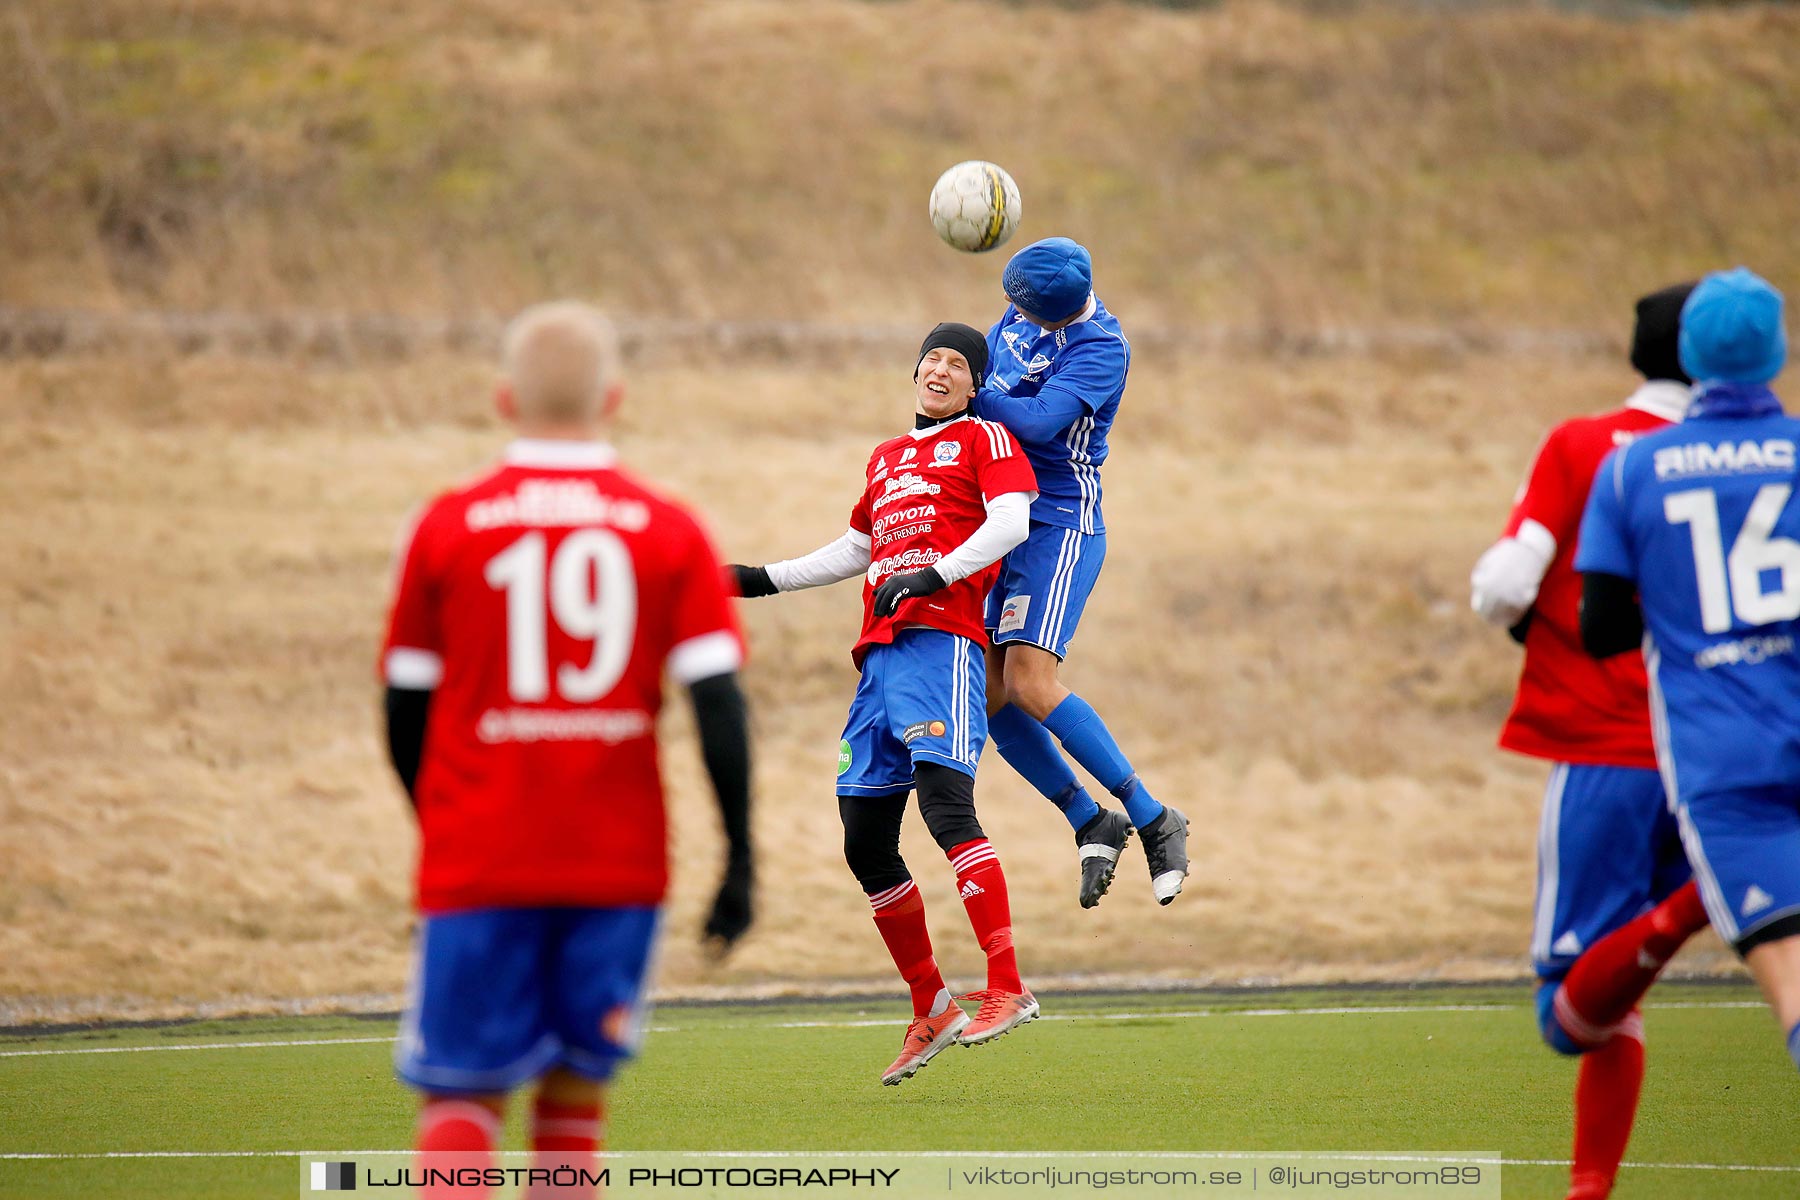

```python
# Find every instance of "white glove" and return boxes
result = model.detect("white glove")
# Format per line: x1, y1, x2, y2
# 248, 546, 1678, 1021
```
1470, 520, 1556, 627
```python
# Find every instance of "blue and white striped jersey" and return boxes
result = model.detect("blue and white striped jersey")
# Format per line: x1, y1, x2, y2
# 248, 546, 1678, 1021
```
973, 295, 1129, 535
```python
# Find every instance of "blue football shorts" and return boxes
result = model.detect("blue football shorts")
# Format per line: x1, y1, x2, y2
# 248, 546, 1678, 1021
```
1674, 783, 1800, 954
1531, 762, 1691, 981
836, 627, 986, 797
984, 522, 1107, 660
395, 905, 660, 1094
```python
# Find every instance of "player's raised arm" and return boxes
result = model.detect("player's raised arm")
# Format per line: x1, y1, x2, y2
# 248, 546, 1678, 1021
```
974, 335, 1119, 443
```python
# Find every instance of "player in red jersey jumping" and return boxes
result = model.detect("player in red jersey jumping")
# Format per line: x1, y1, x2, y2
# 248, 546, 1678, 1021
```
1470, 284, 1711, 1200
381, 303, 754, 1198
729, 322, 1041, 1085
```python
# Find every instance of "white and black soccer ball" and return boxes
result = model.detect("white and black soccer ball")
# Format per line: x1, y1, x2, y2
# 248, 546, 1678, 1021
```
928, 161, 1021, 253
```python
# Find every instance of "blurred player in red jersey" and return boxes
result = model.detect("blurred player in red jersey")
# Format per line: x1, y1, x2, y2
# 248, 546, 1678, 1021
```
729, 323, 1041, 1085
381, 303, 754, 1198
1470, 284, 1711, 1200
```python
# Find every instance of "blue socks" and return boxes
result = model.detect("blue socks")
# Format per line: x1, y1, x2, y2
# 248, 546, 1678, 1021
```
1043, 695, 1166, 829
1788, 1022, 1800, 1073
988, 704, 1100, 831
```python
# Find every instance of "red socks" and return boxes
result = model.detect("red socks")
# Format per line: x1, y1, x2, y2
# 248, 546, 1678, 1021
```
1556, 882, 1708, 1043
949, 839, 1022, 993
523, 1095, 604, 1199
869, 880, 948, 1017
868, 844, 1024, 1010
1566, 1014, 1646, 1200
1551, 884, 1704, 1199
417, 1099, 502, 1199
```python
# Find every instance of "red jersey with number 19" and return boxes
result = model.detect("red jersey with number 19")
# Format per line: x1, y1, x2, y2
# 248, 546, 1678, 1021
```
381, 440, 744, 914
848, 415, 1036, 664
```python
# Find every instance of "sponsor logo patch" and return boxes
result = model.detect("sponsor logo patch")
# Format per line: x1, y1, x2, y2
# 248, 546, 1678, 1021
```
837, 739, 853, 776
996, 595, 1031, 636
903, 720, 949, 745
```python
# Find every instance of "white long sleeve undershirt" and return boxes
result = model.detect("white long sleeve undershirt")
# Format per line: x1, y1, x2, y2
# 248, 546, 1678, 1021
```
765, 529, 872, 592
933, 490, 1033, 583
765, 490, 1036, 592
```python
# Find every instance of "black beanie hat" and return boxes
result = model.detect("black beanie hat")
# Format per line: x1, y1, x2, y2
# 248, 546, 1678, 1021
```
915, 322, 988, 385
1631, 281, 1698, 384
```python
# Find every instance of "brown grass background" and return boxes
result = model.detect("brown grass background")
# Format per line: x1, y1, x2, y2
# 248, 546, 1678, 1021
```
4, 0, 1789, 1017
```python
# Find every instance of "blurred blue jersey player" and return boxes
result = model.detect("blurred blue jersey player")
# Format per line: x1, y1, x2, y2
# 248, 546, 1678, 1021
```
972, 237, 1189, 908
1576, 267, 1800, 1076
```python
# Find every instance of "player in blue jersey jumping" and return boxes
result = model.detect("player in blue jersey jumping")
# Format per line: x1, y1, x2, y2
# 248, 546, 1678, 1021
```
972, 236, 1189, 909
1576, 267, 1800, 1074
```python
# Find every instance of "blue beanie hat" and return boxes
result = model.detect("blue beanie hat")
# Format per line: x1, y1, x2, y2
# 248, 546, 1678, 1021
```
1679, 267, 1787, 385
1002, 237, 1093, 323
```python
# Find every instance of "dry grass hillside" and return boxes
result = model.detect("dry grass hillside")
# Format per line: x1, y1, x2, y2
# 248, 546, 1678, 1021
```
2, 0, 1778, 1017
3, 0, 1798, 327
0, 343, 1743, 1020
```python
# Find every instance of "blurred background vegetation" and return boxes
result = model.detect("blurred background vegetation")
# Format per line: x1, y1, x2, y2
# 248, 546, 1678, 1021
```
3, 0, 1795, 332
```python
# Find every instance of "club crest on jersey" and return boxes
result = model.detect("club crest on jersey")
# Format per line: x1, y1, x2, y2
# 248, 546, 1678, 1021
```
1026, 354, 1052, 374
929, 440, 961, 467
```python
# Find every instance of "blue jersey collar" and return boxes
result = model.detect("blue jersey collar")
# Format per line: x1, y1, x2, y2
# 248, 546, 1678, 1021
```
1686, 381, 1785, 421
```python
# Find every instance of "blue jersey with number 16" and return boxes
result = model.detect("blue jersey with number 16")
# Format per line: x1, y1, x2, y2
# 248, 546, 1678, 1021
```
1575, 387, 1800, 801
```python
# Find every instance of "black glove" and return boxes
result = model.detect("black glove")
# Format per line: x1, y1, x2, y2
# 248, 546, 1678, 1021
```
871, 566, 947, 618
728, 564, 777, 598
702, 854, 754, 956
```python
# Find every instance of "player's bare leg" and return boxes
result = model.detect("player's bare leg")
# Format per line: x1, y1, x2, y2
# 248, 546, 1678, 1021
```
522, 1069, 605, 1198
1745, 934, 1800, 1072
1002, 643, 1188, 904
417, 1092, 504, 1199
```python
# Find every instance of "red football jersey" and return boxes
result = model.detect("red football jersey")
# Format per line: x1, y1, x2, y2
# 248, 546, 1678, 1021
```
848, 416, 1037, 664
381, 440, 744, 914
1497, 384, 1687, 768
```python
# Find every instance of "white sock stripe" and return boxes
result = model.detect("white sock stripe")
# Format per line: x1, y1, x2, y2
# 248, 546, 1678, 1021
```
951, 841, 994, 868
868, 880, 916, 910
1617, 1012, 1646, 1043
1552, 988, 1617, 1047
954, 850, 999, 874
422, 1100, 502, 1137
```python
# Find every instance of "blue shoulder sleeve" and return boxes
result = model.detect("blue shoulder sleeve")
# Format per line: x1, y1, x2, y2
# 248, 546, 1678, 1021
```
975, 338, 1122, 443
1574, 446, 1638, 581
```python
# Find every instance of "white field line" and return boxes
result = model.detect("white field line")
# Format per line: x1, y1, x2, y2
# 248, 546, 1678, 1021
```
0, 1001, 1764, 1059
0, 1150, 1794, 1174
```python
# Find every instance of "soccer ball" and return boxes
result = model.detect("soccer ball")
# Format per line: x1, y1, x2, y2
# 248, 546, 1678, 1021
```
928, 161, 1021, 253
